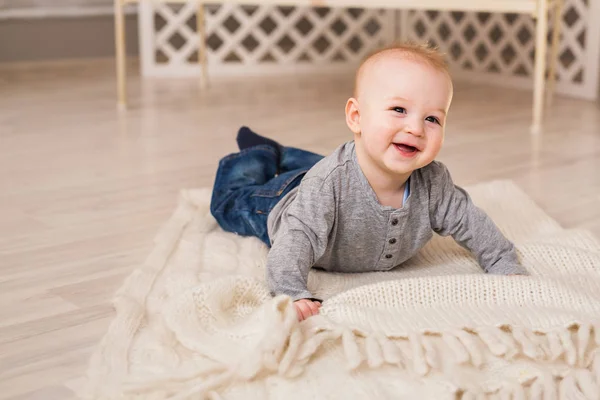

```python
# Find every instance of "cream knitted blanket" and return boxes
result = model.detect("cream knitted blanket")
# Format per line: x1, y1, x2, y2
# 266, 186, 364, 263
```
84, 181, 600, 400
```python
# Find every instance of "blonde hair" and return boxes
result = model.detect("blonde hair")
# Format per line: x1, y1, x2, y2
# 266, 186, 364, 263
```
354, 41, 451, 96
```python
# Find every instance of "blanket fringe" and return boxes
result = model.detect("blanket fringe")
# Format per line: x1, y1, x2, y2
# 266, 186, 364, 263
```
577, 324, 592, 366
377, 333, 403, 366
292, 321, 600, 400
126, 319, 600, 400
442, 332, 471, 365
341, 328, 363, 370
593, 350, 600, 382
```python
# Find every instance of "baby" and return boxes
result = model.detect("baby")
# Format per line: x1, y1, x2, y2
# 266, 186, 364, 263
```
210, 42, 526, 322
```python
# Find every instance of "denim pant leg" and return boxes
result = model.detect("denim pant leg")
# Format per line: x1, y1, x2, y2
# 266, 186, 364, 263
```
280, 146, 324, 173
210, 145, 320, 246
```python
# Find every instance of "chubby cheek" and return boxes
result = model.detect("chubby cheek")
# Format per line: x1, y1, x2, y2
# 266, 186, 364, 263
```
373, 119, 399, 147
423, 131, 444, 158
364, 124, 393, 151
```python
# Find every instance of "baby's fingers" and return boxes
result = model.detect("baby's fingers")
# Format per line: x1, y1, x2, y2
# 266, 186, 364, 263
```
294, 302, 310, 321
294, 300, 321, 321
306, 300, 320, 316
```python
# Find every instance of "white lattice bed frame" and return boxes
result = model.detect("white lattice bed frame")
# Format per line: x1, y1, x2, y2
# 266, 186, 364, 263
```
114, 0, 567, 134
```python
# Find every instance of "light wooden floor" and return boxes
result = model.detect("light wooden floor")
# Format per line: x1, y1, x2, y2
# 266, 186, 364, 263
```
0, 58, 599, 399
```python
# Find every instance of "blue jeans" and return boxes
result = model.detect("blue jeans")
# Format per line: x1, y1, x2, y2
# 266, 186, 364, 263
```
210, 144, 324, 246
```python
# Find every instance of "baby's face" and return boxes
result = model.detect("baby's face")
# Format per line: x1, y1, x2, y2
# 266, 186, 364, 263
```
349, 54, 453, 177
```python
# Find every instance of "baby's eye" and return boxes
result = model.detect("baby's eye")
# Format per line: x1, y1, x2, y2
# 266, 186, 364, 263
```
393, 107, 407, 114
426, 116, 440, 125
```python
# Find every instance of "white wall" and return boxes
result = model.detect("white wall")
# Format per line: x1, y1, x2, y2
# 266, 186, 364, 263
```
0, 0, 139, 62
0, 0, 117, 18
0, 0, 111, 9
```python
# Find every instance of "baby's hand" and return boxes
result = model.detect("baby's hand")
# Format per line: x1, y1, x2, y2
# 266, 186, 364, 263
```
294, 299, 321, 321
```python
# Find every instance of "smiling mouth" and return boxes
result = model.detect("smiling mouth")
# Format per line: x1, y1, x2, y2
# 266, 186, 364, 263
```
393, 143, 419, 156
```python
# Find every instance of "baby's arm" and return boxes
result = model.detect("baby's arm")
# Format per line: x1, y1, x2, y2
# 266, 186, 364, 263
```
266, 176, 335, 317
428, 162, 527, 275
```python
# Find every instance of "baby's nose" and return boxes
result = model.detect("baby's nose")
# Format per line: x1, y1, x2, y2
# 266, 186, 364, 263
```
405, 120, 424, 136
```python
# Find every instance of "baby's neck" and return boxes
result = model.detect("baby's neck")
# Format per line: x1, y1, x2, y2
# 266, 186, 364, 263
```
369, 175, 409, 209
355, 146, 410, 208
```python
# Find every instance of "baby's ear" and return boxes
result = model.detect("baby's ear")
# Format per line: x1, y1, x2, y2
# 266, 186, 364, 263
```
345, 98, 361, 135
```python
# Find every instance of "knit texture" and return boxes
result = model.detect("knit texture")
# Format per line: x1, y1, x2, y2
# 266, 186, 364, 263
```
84, 180, 600, 400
